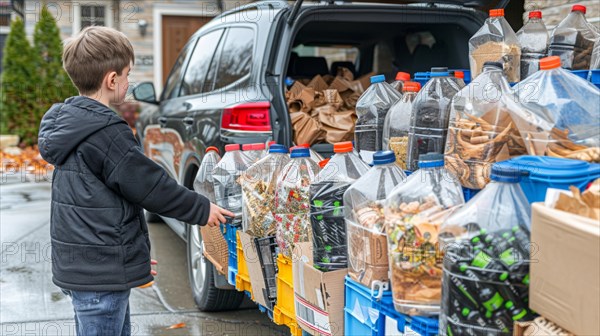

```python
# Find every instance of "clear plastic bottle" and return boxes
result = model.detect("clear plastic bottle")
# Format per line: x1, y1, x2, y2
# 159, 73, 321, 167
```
344, 150, 407, 287
385, 153, 464, 316
406, 67, 461, 171
439, 164, 534, 336
355, 75, 402, 163
548, 5, 599, 70
383, 81, 421, 170
296, 143, 324, 164
590, 37, 600, 70
517, 11, 549, 79
242, 143, 266, 164
391, 72, 411, 94
193, 147, 221, 203
241, 144, 290, 236
310, 142, 370, 271
469, 9, 521, 82
512, 56, 600, 162
448, 70, 466, 89
274, 147, 320, 258
445, 61, 527, 190
212, 144, 252, 226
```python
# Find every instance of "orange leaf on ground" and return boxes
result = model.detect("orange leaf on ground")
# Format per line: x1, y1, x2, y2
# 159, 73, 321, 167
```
166, 323, 186, 330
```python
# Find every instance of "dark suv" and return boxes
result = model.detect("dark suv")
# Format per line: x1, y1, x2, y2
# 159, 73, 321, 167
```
133, 0, 508, 311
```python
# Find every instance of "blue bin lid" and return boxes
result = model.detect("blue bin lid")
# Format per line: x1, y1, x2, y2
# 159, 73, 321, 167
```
495, 156, 600, 179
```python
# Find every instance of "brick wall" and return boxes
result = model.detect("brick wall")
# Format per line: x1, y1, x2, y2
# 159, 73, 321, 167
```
524, 0, 600, 29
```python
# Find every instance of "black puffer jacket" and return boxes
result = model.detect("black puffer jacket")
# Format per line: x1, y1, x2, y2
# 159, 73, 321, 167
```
39, 96, 210, 291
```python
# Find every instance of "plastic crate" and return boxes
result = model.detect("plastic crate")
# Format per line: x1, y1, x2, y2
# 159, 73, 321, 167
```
462, 187, 480, 202
220, 223, 238, 286
344, 276, 379, 336
255, 236, 278, 309
571, 69, 590, 80
258, 303, 274, 321
591, 69, 600, 89
273, 254, 302, 336
378, 294, 439, 336
235, 231, 252, 296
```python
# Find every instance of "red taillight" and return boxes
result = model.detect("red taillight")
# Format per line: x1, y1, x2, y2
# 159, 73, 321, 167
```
221, 102, 271, 132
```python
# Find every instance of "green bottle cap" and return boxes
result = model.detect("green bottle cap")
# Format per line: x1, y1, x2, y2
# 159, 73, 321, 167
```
472, 237, 480, 244
512, 226, 520, 232
505, 301, 514, 309
502, 232, 510, 239
508, 237, 516, 244
523, 274, 530, 285
480, 229, 487, 234
462, 308, 470, 316
499, 272, 509, 281
459, 264, 468, 272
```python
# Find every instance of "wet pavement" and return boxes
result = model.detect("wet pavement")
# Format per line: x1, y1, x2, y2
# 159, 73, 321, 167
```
0, 176, 288, 335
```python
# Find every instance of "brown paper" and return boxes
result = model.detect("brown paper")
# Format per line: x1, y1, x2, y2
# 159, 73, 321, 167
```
317, 107, 356, 143
290, 111, 323, 145
307, 75, 329, 92
554, 180, 600, 220
513, 317, 574, 336
335, 67, 354, 81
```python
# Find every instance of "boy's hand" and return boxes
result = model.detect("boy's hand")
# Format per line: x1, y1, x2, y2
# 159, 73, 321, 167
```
207, 203, 235, 227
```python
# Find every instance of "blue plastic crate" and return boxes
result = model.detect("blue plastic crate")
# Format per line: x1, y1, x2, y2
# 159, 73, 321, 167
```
220, 223, 239, 286
462, 187, 480, 202
258, 303, 274, 320
377, 289, 439, 336
344, 276, 379, 336
570, 69, 590, 80
591, 70, 600, 89
495, 156, 600, 203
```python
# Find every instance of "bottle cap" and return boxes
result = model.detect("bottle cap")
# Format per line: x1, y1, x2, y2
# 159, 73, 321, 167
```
417, 153, 444, 168
462, 308, 471, 317
370, 74, 386, 84
372, 151, 396, 165
225, 144, 240, 152
572, 5, 586, 14
403, 81, 421, 92
268, 144, 288, 154
489, 8, 505, 17
454, 70, 465, 79
499, 272, 509, 281
318, 158, 330, 169
205, 146, 220, 154
299, 143, 311, 149
505, 301, 514, 309
290, 148, 310, 158
430, 67, 449, 77
539, 56, 561, 70
252, 143, 266, 151
395, 72, 411, 81
529, 10, 542, 19
491, 164, 524, 183
333, 141, 353, 153
242, 144, 253, 151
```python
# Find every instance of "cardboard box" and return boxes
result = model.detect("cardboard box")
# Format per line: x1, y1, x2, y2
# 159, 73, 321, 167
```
239, 231, 271, 309
513, 317, 574, 336
530, 203, 600, 336
292, 243, 347, 336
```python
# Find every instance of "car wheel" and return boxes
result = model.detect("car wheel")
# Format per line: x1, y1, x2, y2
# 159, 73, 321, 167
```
186, 224, 244, 311
145, 210, 164, 223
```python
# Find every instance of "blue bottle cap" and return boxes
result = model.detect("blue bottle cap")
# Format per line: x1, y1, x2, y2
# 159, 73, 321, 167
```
370, 74, 386, 84
418, 153, 444, 168
490, 164, 523, 183
269, 144, 288, 154
290, 148, 310, 158
372, 151, 396, 165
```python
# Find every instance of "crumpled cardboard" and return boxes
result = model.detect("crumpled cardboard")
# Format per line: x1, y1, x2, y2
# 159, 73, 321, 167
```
288, 68, 370, 146
555, 179, 600, 220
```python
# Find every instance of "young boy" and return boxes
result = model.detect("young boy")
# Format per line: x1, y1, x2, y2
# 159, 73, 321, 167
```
38, 26, 233, 335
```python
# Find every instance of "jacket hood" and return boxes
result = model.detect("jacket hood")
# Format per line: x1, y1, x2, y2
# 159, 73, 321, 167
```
38, 96, 126, 165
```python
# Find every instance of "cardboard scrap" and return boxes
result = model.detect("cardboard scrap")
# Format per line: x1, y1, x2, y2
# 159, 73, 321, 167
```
554, 179, 600, 220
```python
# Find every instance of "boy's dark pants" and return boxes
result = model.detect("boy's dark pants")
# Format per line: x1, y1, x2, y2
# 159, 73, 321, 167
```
61, 289, 131, 336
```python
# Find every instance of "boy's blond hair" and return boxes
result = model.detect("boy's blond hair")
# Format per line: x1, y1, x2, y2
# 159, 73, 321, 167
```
63, 26, 134, 95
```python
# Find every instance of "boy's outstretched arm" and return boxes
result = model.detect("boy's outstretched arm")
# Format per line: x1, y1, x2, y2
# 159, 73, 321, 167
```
84, 122, 231, 226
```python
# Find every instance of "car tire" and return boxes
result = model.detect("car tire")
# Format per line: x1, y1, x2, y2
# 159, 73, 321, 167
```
186, 224, 244, 311
145, 210, 164, 223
